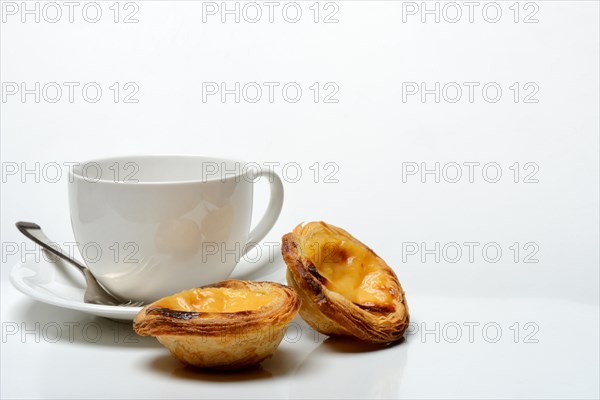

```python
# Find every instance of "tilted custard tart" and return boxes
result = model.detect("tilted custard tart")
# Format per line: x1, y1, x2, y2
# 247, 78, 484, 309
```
282, 222, 409, 344
133, 280, 300, 370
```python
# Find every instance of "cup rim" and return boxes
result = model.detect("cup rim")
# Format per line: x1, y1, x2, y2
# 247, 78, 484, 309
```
69, 154, 251, 185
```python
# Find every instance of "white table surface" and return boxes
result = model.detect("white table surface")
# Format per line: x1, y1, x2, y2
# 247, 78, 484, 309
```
1, 1, 599, 398
2, 269, 599, 399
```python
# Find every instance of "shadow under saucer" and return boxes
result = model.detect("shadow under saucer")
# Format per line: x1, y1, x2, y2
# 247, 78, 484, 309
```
17, 299, 161, 348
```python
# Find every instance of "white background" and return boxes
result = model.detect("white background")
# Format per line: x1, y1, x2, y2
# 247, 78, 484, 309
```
1, 1, 599, 398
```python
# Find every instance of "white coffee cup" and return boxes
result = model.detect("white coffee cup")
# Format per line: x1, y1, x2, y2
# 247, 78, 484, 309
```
68, 155, 284, 303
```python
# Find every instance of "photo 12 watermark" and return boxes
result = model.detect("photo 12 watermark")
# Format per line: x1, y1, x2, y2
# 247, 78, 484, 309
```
401, 82, 540, 104
199, 161, 340, 183
1, 82, 140, 104
401, 241, 540, 264
200, 1, 339, 24
1, 1, 140, 24
2, 240, 141, 265
1, 320, 141, 344
400, 1, 539, 24
400, 162, 540, 183
1, 161, 140, 184
406, 321, 540, 343
201, 81, 340, 104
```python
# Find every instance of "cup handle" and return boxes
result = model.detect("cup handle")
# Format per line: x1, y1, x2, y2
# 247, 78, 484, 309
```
241, 168, 284, 256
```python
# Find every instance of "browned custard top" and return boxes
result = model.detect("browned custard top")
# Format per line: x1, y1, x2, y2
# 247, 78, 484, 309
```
295, 222, 394, 307
153, 287, 276, 313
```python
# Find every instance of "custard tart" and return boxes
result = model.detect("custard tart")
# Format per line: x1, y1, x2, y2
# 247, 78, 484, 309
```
133, 280, 300, 370
282, 222, 409, 344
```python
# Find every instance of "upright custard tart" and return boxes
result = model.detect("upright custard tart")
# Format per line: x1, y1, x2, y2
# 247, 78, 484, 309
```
133, 280, 300, 370
282, 222, 409, 344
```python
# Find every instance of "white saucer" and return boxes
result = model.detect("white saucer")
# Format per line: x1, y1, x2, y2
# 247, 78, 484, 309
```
10, 248, 284, 321
10, 255, 143, 320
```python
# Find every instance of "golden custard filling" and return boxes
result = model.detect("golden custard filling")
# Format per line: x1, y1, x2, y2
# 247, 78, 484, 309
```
297, 223, 394, 306
153, 287, 277, 313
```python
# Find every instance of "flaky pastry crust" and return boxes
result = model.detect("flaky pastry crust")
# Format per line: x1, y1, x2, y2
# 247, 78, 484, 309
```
133, 280, 300, 370
282, 222, 409, 344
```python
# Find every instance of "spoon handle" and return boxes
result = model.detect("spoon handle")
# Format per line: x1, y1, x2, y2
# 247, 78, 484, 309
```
15, 221, 87, 274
